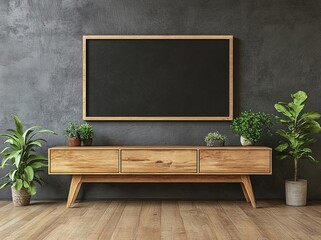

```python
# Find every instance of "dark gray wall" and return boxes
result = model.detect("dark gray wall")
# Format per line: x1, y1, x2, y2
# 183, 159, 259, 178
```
1, 0, 321, 201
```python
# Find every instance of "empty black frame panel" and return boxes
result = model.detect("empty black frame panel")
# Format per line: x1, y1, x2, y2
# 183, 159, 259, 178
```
83, 36, 233, 121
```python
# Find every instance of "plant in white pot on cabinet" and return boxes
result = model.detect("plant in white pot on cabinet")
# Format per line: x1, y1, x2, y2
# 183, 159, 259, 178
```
274, 91, 321, 206
0, 115, 55, 206
230, 110, 274, 145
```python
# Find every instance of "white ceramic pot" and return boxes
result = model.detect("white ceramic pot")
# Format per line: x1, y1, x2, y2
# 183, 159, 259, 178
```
285, 179, 307, 207
240, 136, 254, 146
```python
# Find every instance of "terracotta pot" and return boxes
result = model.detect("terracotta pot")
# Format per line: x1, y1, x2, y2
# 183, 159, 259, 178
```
11, 186, 31, 207
82, 138, 93, 146
67, 137, 81, 146
240, 136, 254, 146
285, 179, 307, 206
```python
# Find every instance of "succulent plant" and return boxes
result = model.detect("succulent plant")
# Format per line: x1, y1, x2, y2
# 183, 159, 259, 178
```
78, 123, 94, 140
63, 122, 80, 138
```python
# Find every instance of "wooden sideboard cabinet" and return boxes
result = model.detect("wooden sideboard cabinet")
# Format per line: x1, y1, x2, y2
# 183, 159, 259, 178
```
48, 146, 272, 208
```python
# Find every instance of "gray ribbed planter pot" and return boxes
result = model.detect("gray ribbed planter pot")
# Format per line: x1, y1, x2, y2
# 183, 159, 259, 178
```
285, 179, 307, 207
206, 140, 225, 146
11, 186, 31, 207
82, 138, 93, 146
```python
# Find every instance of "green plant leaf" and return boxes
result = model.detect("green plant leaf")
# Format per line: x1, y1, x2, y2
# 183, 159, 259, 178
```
274, 104, 293, 119
307, 155, 320, 163
12, 115, 23, 135
288, 102, 304, 118
302, 138, 317, 146
24, 166, 34, 181
0, 147, 10, 154
276, 116, 293, 124
0, 173, 9, 180
23, 181, 30, 188
29, 162, 47, 169
27, 155, 48, 163
38, 129, 56, 134
302, 148, 312, 153
4, 139, 19, 150
29, 141, 42, 147
1, 157, 11, 169
1, 134, 20, 144
9, 169, 17, 181
275, 143, 288, 152
23, 126, 41, 143
292, 91, 307, 106
302, 120, 321, 133
29, 138, 47, 143
15, 179, 23, 190
301, 112, 321, 121
6, 129, 19, 135
29, 183, 37, 196
275, 129, 288, 138
14, 153, 22, 168
276, 154, 289, 160
0, 182, 10, 189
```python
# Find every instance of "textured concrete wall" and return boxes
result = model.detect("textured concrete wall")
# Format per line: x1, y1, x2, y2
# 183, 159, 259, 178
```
0, 0, 321, 200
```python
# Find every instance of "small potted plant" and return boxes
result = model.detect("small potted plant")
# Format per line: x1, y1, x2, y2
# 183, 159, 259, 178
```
204, 131, 227, 146
63, 122, 81, 146
0, 115, 55, 206
79, 123, 94, 146
274, 91, 321, 206
230, 110, 273, 145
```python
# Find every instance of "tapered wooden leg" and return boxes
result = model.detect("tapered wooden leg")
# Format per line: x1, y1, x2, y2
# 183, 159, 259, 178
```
240, 183, 250, 202
241, 175, 256, 208
67, 175, 82, 208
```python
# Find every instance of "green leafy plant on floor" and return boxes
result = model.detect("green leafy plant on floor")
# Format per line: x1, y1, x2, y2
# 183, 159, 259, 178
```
230, 110, 274, 143
274, 91, 321, 181
78, 123, 94, 140
0, 115, 55, 195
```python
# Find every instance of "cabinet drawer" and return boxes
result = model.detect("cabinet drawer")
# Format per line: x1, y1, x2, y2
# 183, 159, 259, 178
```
200, 149, 271, 174
121, 149, 197, 173
50, 149, 119, 173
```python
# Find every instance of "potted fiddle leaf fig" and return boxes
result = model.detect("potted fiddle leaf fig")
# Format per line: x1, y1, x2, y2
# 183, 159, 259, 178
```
63, 122, 81, 146
230, 110, 274, 145
274, 90, 321, 206
204, 131, 227, 146
79, 123, 94, 146
0, 115, 55, 206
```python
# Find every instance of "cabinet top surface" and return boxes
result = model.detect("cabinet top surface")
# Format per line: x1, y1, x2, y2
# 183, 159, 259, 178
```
49, 146, 272, 150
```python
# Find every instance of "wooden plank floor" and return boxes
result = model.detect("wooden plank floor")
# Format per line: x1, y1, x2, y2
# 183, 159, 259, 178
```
0, 201, 320, 239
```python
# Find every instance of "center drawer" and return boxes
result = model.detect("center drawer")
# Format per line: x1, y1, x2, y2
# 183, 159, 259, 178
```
121, 149, 197, 173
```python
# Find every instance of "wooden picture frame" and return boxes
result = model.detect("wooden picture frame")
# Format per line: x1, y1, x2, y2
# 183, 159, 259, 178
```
83, 35, 233, 121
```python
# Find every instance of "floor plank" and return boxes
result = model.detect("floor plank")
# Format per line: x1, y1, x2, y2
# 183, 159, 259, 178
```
0, 200, 320, 240
178, 201, 217, 239
135, 201, 161, 240
161, 201, 187, 240
110, 201, 143, 240
219, 201, 263, 239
